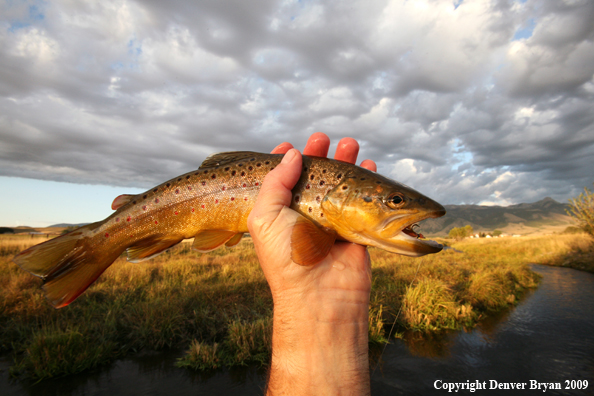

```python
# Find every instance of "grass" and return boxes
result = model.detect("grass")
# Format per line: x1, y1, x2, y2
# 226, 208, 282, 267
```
1, 232, 590, 380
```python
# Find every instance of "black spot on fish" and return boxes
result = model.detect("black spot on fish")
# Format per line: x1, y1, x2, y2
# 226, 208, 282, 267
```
257, 163, 261, 167
376, 181, 381, 184
224, 167, 230, 171
363, 196, 372, 202
337, 174, 342, 179
241, 171, 246, 177
248, 166, 253, 171
250, 158, 255, 161
322, 169, 327, 174
211, 174, 216, 179
186, 175, 190, 179
143, 194, 147, 199
166, 183, 170, 187
360, 177, 366, 181
238, 163, 243, 167
320, 213, 324, 217
132, 200, 136, 204
308, 207, 312, 213
342, 186, 348, 190
232, 170, 236, 176
306, 184, 310, 189
204, 170, 208, 174
153, 188, 158, 192
316, 196, 321, 202
295, 195, 300, 203
265, 161, 270, 165
310, 175, 315, 180
177, 178, 181, 181
319, 180, 325, 186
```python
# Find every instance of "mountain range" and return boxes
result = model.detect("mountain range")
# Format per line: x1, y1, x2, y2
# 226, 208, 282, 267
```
421, 197, 574, 236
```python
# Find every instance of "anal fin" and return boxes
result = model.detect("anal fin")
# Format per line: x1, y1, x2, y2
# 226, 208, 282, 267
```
192, 230, 237, 252
291, 214, 337, 266
127, 236, 183, 263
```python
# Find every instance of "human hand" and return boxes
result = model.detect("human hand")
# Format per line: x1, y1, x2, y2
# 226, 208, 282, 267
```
247, 132, 376, 396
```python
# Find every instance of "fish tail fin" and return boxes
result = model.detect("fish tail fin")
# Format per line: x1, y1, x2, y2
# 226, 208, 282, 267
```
13, 223, 121, 308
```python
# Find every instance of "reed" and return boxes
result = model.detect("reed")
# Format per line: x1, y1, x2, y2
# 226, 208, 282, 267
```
1, 232, 588, 380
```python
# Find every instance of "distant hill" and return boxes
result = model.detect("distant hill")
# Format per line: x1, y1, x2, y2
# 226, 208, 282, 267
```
422, 197, 574, 236
48, 223, 90, 228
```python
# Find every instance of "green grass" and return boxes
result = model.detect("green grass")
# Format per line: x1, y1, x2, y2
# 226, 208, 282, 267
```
2, 232, 589, 380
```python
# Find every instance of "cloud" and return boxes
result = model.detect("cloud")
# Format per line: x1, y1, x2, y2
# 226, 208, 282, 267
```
0, 0, 593, 208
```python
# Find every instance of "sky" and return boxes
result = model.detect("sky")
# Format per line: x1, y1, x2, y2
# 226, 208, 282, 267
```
1, 0, 593, 227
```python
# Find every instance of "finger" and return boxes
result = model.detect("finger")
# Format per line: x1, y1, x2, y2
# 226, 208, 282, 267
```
271, 142, 293, 154
248, 149, 302, 224
360, 159, 377, 172
334, 137, 359, 164
303, 132, 330, 157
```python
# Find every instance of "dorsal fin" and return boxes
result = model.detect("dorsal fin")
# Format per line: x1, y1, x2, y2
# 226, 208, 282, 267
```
199, 151, 264, 169
111, 194, 136, 210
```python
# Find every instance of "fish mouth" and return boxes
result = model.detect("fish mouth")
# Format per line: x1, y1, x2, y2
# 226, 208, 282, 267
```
382, 209, 445, 256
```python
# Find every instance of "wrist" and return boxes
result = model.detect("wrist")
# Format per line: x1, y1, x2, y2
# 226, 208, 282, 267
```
267, 292, 370, 395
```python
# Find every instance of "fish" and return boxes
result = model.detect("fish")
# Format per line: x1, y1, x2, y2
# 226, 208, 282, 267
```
13, 151, 446, 308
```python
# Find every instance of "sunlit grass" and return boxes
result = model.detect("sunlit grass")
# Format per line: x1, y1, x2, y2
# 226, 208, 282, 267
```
1, 232, 591, 380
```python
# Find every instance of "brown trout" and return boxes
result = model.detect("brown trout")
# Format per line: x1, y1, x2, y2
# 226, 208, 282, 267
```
14, 151, 445, 308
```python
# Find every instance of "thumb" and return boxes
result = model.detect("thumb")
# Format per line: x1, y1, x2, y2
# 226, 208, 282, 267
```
248, 149, 302, 231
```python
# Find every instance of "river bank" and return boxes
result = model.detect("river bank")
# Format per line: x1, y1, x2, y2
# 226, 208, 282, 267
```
0, 233, 587, 380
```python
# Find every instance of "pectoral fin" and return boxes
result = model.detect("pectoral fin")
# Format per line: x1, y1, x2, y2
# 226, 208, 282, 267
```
192, 230, 237, 252
290, 215, 337, 266
127, 236, 183, 263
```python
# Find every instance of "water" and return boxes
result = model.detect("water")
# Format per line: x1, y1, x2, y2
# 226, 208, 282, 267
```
2, 265, 593, 395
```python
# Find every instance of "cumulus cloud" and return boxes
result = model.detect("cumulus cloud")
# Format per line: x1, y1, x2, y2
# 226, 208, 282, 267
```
0, 0, 593, 206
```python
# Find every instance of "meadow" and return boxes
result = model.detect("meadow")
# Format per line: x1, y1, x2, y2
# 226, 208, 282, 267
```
1, 232, 591, 380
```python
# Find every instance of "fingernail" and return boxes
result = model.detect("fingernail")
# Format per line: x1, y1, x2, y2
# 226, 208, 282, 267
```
281, 149, 297, 164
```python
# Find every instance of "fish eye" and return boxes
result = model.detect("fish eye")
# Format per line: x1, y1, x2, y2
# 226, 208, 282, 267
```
386, 193, 405, 208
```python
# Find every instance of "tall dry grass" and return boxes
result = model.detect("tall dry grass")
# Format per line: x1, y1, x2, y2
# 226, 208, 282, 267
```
1, 232, 589, 380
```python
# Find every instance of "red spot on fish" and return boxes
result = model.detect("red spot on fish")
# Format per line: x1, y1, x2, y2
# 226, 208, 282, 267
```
295, 196, 300, 203
127, 216, 131, 222
142, 205, 147, 210
222, 186, 226, 191
244, 197, 248, 201
215, 199, 219, 204
155, 198, 159, 203
175, 189, 180, 194
243, 183, 247, 187
255, 182, 259, 186
192, 208, 195, 212
308, 207, 312, 213
202, 181, 206, 186
231, 197, 235, 201
201, 204, 205, 209
306, 184, 310, 189
116, 217, 120, 222
155, 220, 158, 224
105, 233, 109, 238
188, 186, 192, 191
175, 211, 179, 215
